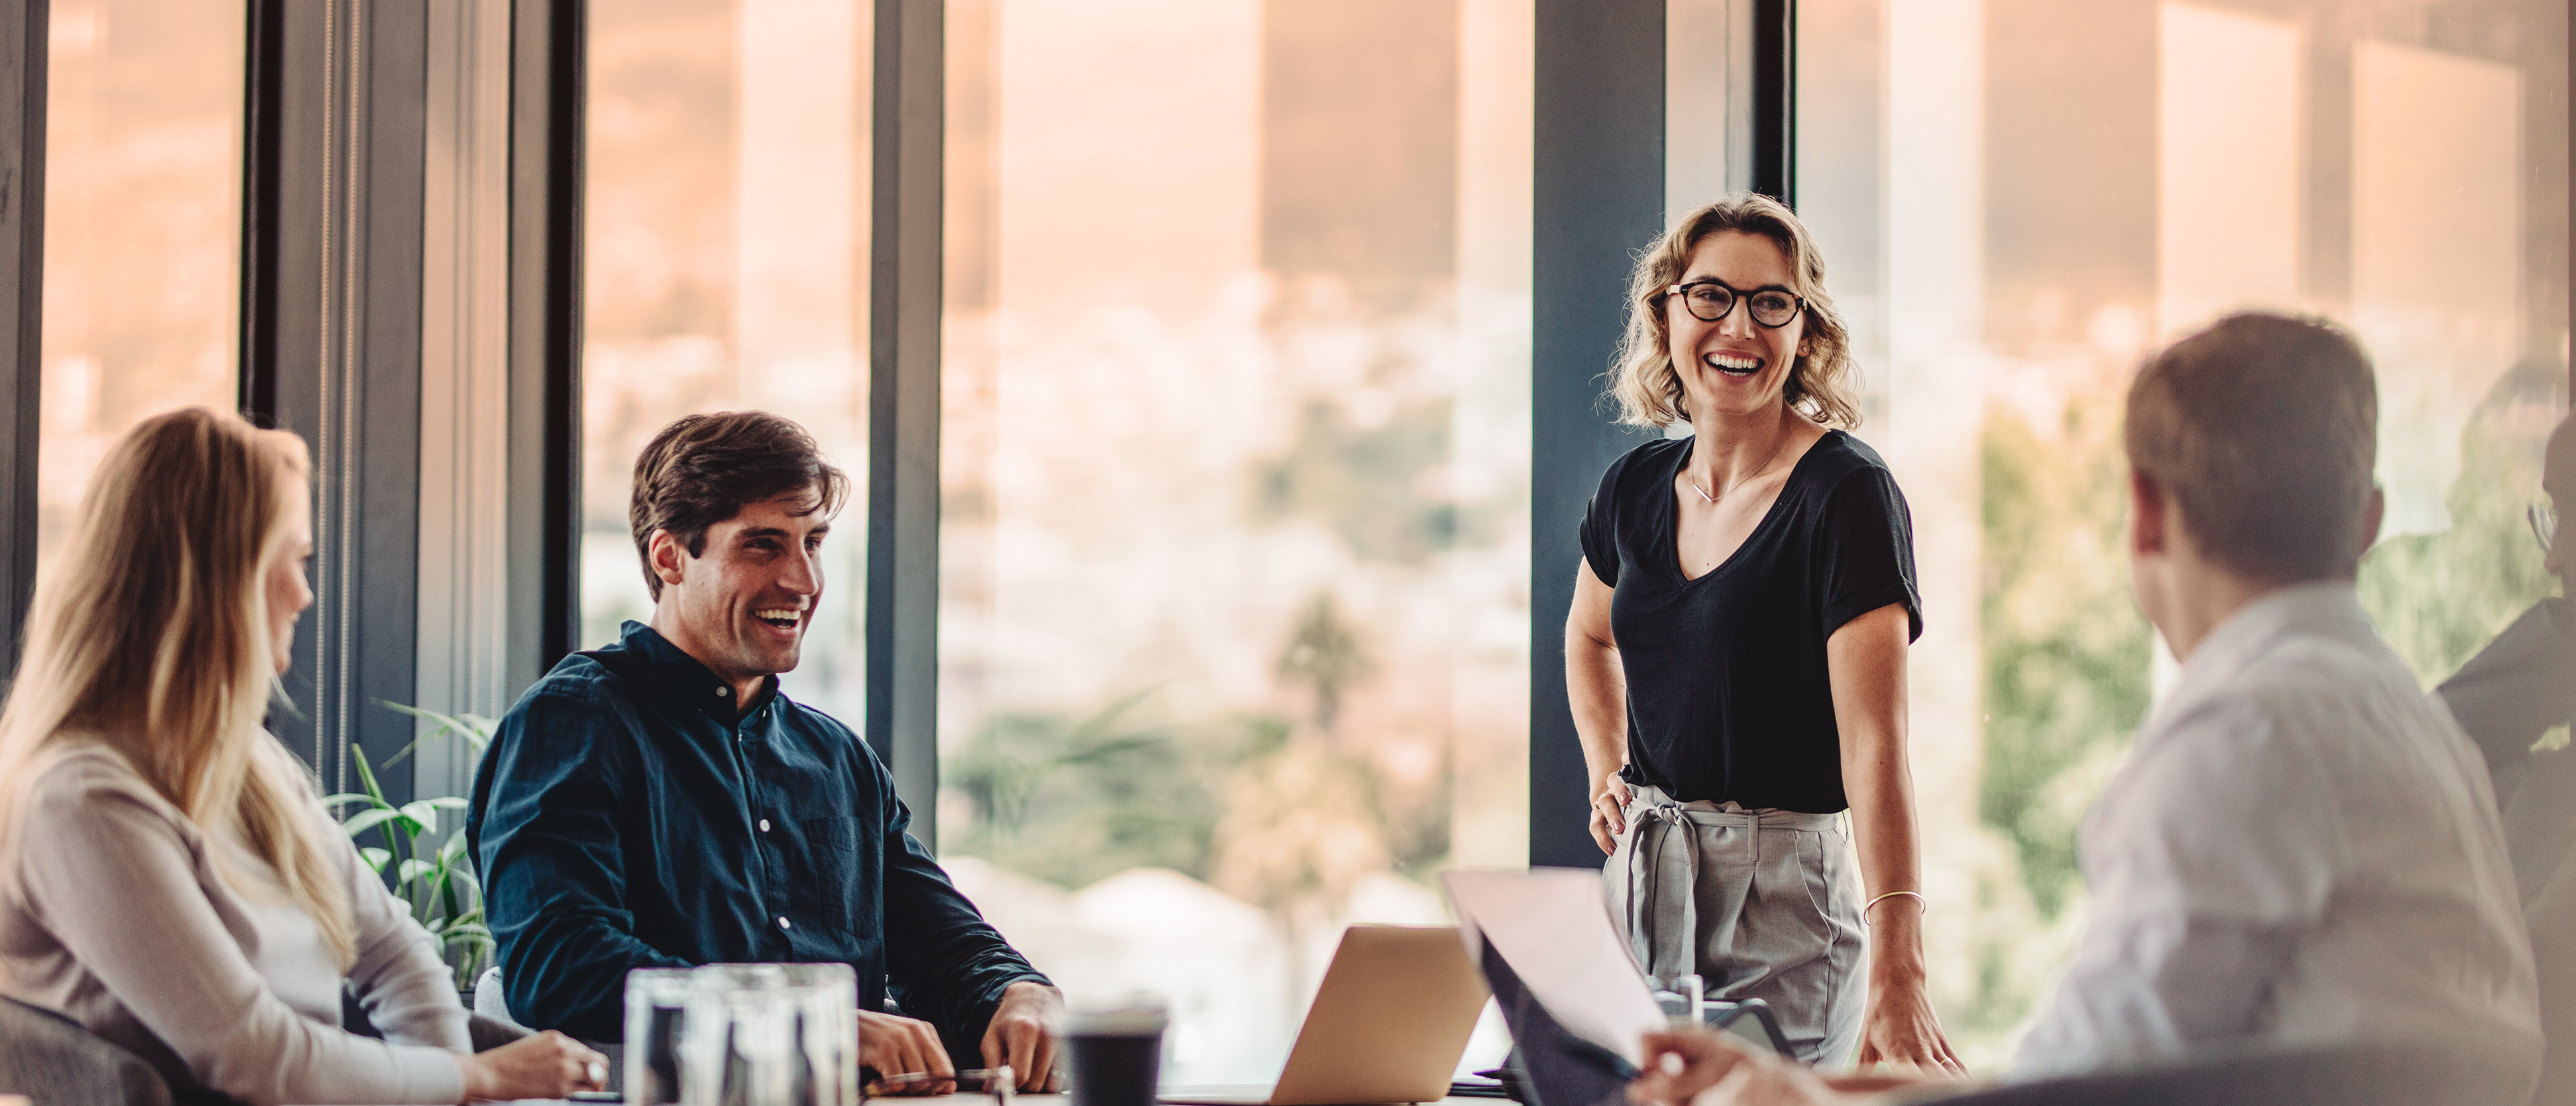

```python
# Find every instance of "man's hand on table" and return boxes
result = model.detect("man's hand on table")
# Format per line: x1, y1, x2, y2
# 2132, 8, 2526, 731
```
860, 1010, 957, 1095
981, 981, 1066, 1092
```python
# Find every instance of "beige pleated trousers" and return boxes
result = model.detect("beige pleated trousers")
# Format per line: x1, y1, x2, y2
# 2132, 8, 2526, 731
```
1603, 783, 1866, 1065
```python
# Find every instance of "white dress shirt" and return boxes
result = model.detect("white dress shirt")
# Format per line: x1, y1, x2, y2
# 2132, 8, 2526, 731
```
2013, 583, 2540, 1094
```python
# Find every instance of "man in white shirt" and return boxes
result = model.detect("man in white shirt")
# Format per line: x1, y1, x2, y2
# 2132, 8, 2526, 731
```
1627, 313, 2542, 1105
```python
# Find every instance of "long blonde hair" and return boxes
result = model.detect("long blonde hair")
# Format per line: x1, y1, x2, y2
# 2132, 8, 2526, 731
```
1609, 192, 1863, 430
0, 407, 353, 967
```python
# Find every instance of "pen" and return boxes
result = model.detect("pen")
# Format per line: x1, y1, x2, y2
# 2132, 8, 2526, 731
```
865, 1065, 1016, 1100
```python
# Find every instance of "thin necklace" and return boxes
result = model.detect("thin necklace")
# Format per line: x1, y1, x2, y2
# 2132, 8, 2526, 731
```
1690, 424, 1790, 505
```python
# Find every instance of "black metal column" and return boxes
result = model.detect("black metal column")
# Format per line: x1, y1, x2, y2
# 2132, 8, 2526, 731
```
506, 0, 582, 681
1750, 0, 1795, 205
237, 0, 427, 804
866, 0, 944, 836
0, 0, 44, 681
1529, 0, 1666, 870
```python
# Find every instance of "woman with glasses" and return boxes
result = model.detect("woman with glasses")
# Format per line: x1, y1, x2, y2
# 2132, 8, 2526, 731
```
1566, 193, 1957, 1072
0, 409, 606, 1103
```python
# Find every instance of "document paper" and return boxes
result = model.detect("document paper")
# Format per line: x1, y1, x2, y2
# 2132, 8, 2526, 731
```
1442, 868, 1668, 1066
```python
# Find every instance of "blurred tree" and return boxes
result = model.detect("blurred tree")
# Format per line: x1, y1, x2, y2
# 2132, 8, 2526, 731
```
2361, 375, 2560, 684
1979, 399, 2151, 921
1277, 591, 1377, 731
1256, 398, 1463, 563
947, 692, 1255, 889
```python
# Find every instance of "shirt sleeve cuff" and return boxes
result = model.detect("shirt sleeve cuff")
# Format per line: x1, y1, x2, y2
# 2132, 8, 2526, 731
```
388, 1044, 471, 1104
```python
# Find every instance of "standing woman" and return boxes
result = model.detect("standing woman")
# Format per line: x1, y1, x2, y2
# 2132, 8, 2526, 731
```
0, 408, 604, 1104
1566, 194, 1958, 1070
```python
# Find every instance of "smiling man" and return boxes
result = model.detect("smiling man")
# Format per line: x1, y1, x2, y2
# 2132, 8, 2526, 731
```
467, 411, 1061, 1092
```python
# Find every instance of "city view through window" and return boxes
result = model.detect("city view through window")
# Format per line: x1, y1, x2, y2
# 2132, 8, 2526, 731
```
582, 0, 873, 723
36, 0, 245, 579
932, 0, 1534, 1081
1801, 0, 2569, 1066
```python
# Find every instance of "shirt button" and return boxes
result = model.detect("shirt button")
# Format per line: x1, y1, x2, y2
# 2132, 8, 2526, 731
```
777, 917, 792, 931
758, 819, 771, 832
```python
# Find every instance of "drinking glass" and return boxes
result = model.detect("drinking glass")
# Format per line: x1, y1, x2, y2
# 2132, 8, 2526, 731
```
625, 967, 696, 1105
782, 964, 859, 1106
1645, 972, 1703, 1023
678, 963, 860, 1106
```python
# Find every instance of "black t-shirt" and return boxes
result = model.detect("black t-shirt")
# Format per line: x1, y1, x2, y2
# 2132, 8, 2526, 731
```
1578, 431, 1921, 813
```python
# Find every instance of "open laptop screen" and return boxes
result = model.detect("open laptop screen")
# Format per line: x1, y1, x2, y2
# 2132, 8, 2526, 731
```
1478, 942, 1634, 1106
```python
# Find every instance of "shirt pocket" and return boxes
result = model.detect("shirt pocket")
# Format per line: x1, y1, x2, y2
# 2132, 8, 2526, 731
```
792, 815, 864, 933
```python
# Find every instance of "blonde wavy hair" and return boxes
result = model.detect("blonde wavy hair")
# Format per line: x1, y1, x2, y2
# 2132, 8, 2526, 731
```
1609, 193, 1862, 430
0, 407, 354, 967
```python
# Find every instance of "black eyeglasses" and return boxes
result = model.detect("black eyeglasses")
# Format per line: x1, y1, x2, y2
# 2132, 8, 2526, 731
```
1663, 279, 1805, 328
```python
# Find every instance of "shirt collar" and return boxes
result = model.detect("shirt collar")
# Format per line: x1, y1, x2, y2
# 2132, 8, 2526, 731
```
618, 620, 777, 724
2158, 580, 2375, 723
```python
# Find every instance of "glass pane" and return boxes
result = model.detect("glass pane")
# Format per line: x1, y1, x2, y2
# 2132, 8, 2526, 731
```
1794, 0, 2568, 1067
581, 0, 870, 716
37, 0, 246, 576
937, 0, 1532, 1081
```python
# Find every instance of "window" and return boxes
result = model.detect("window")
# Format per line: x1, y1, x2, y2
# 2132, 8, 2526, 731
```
1796, 0, 2569, 1065
934, 0, 1532, 1080
36, 0, 246, 574
580, 0, 873, 717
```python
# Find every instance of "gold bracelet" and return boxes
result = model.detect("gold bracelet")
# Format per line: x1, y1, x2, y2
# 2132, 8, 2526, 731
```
1862, 889, 1925, 925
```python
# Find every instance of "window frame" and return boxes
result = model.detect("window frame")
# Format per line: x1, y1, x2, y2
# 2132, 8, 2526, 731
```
0, 0, 45, 685
0, 0, 2560, 850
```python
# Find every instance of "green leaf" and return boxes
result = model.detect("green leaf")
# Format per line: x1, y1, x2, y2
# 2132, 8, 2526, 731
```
378, 701, 499, 759
341, 808, 405, 840
457, 715, 498, 754
425, 796, 471, 811
322, 793, 381, 809
360, 847, 394, 874
398, 801, 442, 834
398, 859, 439, 885
351, 746, 389, 806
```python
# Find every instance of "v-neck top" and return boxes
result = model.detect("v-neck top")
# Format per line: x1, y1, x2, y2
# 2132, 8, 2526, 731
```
1578, 431, 1921, 811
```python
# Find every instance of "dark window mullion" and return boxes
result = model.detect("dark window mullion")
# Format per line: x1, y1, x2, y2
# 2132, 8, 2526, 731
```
0, 0, 46, 681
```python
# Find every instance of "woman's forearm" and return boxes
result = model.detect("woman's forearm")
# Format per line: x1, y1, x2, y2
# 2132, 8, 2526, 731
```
1843, 740, 1928, 979
1566, 633, 1630, 790
1826, 603, 1928, 972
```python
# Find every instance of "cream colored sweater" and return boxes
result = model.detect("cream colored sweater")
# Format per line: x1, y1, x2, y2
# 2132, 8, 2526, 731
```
0, 742, 470, 1105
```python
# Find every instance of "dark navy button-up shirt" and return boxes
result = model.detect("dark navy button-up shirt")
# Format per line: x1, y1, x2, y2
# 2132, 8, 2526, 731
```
466, 621, 1046, 1056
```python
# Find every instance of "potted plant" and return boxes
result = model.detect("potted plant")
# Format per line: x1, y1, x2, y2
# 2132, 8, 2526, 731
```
325, 703, 498, 997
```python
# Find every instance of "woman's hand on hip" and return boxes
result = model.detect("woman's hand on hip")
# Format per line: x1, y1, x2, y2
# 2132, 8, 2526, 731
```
458, 1029, 610, 1102
1590, 776, 1633, 854
1852, 974, 1964, 1076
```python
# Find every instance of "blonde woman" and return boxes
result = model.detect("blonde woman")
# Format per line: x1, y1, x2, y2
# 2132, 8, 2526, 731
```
0, 408, 605, 1104
1566, 194, 1958, 1070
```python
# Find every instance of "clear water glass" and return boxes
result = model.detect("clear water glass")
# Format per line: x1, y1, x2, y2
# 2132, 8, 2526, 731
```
676, 963, 861, 1106
1645, 972, 1703, 1022
625, 967, 696, 1105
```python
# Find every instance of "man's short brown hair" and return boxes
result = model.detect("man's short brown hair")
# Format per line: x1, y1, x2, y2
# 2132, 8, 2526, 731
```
629, 411, 851, 599
2125, 313, 2379, 583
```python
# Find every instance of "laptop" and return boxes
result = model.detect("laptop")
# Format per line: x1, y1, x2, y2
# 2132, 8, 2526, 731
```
1439, 868, 1675, 1106
1159, 925, 1490, 1105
